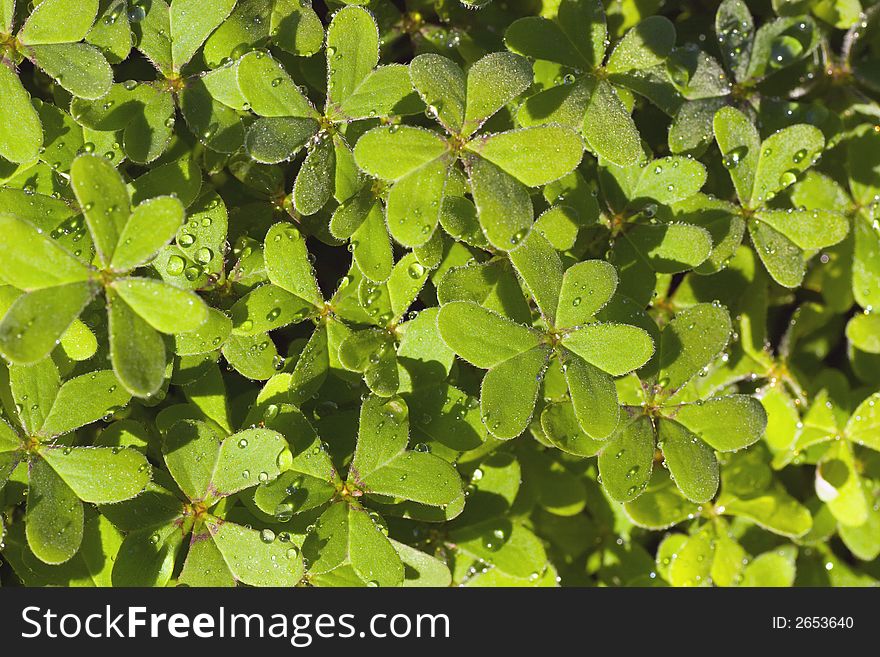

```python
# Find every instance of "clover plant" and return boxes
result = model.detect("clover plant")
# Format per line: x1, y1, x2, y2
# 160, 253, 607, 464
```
0, 357, 148, 564
0, 154, 209, 397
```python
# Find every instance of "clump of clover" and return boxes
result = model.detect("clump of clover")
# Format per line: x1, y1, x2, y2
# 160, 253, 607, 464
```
597, 302, 768, 503
0, 154, 210, 397
70, 0, 323, 165
0, 356, 147, 564
353, 50, 585, 250
104, 418, 301, 586
713, 106, 848, 288
504, 0, 675, 165
1, 0, 879, 589
0, 0, 117, 164
255, 394, 463, 587
437, 230, 655, 441
234, 7, 423, 218
664, 0, 823, 155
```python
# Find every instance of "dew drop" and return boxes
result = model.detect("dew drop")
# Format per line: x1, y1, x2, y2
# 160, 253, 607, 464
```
779, 170, 797, 187
275, 503, 294, 522
722, 146, 746, 169
166, 255, 185, 276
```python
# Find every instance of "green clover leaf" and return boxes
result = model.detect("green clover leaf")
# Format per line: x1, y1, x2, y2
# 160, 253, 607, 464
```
506, 0, 674, 165
0, 155, 209, 397
354, 51, 584, 250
